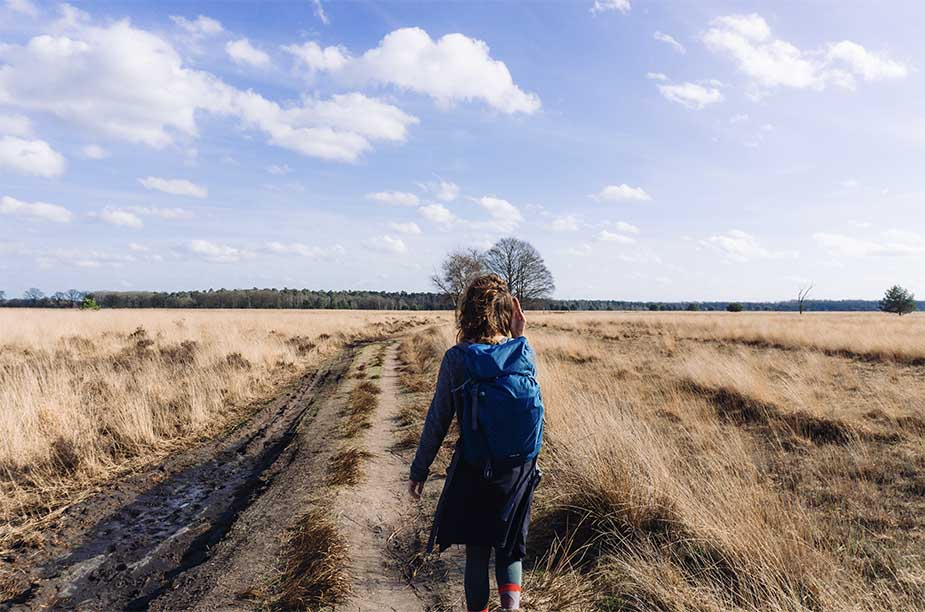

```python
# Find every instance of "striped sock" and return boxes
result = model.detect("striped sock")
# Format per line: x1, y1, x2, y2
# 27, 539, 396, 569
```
499, 583, 521, 610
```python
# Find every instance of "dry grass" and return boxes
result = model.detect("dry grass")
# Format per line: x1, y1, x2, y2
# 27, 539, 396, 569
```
327, 447, 373, 487
401, 312, 925, 611
339, 378, 382, 439
0, 309, 430, 552
263, 507, 351, 610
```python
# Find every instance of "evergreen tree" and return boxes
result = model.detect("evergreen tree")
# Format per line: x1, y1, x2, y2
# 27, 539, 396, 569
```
879, 285, 916, 315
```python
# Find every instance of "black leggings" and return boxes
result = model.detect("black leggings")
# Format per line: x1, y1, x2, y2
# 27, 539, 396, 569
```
464, 544, 522, 611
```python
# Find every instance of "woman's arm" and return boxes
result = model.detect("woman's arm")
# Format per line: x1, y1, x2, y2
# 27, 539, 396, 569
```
408, 351, 456, 496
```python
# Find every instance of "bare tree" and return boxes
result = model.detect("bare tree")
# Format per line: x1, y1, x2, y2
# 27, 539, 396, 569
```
483, 237, 555, 303
23, 287, 44, 303
431, 248, 485, 307
797, 283, 813, 315
66, 289, 85, 307
0, 290, 5, 302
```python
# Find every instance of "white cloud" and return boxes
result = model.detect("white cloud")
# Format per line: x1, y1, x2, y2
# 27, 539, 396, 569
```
6, 0, 38, 17
597, 230, 635, 244
565, 243, 592, 257
127, 206, 192, 220
703, 14, 908, 93
418, 179, 460, 202
189, 239, 253, 263
418, 203, 457, 225
139, 176, 208, 198
654, 31, 686, 54
548, 215, 579, 232
366, 190, 420, 206
291, 28, 540, 114
226, 38, 271, 68
591, 0, 630, 15
646, 72, 668, 81
614, 221, 640, 234
593, 184, 651, 202
99, 208, 143, 228
704, 229, 795, 262
170, 15, 223, 37
729, 113, 749, 124
0, 195, 71, 223
0, 136, 66, 176
389, 221, 422, 235
365, 235, 407, 254
265, 241, 340, 257
657, 82, 724, 109
0, 17, 416, 162
814, 230, 925, 257
0, 113, 32, 136
312, 0, 329, 25
476, 196, 523, 232
81, 144, 109, 159
267, 163, 290, 175
283, 41, 349, 73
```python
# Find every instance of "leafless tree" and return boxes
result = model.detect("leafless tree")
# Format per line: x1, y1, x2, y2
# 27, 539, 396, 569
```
66, 289, 85, 306
797, 283, 813, 315
483, 237, 555, 303
431, 248, 485, 307
23, 287, 44, 303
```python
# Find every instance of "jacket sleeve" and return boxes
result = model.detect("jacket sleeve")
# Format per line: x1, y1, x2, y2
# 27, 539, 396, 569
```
409, 350, 456, 482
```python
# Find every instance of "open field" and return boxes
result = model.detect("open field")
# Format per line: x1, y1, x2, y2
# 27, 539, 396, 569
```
2, 310, 924, 610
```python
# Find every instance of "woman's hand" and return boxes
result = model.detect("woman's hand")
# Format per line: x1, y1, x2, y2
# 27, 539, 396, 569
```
511, 297, 526, 338
408, 480, 425, 499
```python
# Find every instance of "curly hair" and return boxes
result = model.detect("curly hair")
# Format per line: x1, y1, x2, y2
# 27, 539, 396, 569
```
456, 274, 514, 344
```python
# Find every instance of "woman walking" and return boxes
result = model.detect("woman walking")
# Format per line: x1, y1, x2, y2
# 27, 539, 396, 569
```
408, 274, 544, 612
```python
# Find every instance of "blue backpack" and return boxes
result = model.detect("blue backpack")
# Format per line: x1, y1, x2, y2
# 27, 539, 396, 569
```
454, 337, 544, 477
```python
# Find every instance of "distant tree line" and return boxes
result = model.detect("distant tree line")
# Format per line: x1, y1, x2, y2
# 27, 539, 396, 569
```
1, 288, 921, 312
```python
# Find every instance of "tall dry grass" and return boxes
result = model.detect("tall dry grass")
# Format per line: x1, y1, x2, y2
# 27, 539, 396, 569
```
0, 309, 428, 550
403, 312, 925, 610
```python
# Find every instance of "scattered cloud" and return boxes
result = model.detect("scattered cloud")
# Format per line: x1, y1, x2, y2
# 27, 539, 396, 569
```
366, 190, 420, 206
657, 81, 724, 109
170, 15, 223, 37
188, 239, 254, 263
597, 230, 635, 244
99, 208, 143, 228
654, 31, 686, 54
139, 176, 208, 198
646, 72, 668, 81
703, 229, 795, 262
593, 184, 651, 202
312, 0, 329, 25
0, 136, 66, 177
288, 28, 541, 114
729, 113, 749, 123
265, 241, 342, 257
813, 230, 925, 257
547, 215, 579, 232
591, 0, 630, 15
417, 180, 460, 202
226, 38, 271, 67
703, 13, 908, 93
613, 221, 640, 234
81, 144, 109, 159
565, 243, 592, 257
418, 203, 457, 226
267, 163, 290, 175
1, 195, 72, 223
0, 16, 416, 162
475, 196, 523, 232
0, 113, 32, 136
365, 235, 407, 254
389, 221, 422, 235
6, 0, 38, 17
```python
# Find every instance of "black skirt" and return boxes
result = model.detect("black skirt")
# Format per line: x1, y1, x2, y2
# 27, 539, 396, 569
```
429, 447, 541, 560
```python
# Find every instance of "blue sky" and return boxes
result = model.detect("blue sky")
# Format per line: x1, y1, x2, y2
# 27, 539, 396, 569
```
1, 0, 923, 301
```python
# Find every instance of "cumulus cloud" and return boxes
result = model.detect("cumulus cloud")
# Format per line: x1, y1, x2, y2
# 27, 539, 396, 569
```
0, 136, 66, 176
593, 184, 651, 202
170, 15, 223, 37
418, 203, 457, 226
646, 72, 668, 81
0, 16, 416, 162
365, 235, 407, 254
703, 229, 795, 262
418, 179, 460, 202
226, 38, 271, 67
597, 230, 635, 244
265, 241, 342, 257
703, 13, 908, 93
288, 28, 540, 114
475, 196, 523, 232
6, 0, 38, 17
81, 144, 109, 159
614, 221, 640, 234
654, 31, 686, 54
140, 176, 208, 198
657, 81, 724, 109
547, 215, 579, 232
366, 190, 420, 206
814, 230, 925, 257
389, 221, 422, 235
188, 239, 254, 263
1, 195, 72, 223
94, 205, 192, 227
0, 113, 32, 136
591, 0, 630, 15
99, 208, 143, 228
